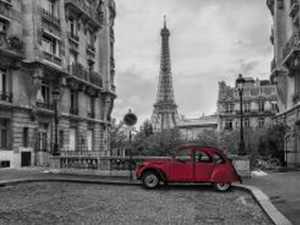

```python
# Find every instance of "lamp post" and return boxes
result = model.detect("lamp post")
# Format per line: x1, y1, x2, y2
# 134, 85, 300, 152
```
53, 86, 60, 156
236, 74, 246, 156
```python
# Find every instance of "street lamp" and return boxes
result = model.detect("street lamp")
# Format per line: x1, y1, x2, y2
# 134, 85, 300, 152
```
53, 86, 60, 156
236, 74, 246, 156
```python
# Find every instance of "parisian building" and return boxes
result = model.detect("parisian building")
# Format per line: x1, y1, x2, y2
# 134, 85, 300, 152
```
178, 115, 218, 141
217, 78, 278, 132
267, 0, 300, 166
0, 0, 116, 168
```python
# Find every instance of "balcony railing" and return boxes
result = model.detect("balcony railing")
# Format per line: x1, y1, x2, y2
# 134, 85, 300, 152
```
36, 101, 54, 110
40, 8, 60, 27
0, 91, 12, 102
43, 51, 62, 66
70, 107, 79, 115
69, 63, 103, 88
282, 33, 300, 65
65, 0, 103, 28
0, 32, 23, 55
68, 32, 79, 44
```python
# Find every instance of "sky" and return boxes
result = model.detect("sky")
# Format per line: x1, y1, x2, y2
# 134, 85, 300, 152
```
112, 0, 273, 127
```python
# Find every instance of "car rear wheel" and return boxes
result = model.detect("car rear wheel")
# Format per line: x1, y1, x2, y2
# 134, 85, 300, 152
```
214, 182, 231, 192
142, 171, 160, 189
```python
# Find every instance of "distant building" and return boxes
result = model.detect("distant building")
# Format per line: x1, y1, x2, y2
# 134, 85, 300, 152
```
178, 115, 218, 140
217, 78, 278, 131
0, 0, 116, 168
267, 0, 300, 166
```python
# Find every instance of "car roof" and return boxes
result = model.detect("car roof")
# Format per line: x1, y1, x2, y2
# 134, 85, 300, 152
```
175, 145, 224, 154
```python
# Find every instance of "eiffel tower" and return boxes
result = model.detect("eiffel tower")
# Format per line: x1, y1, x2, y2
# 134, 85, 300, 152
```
151, 16, 180, 131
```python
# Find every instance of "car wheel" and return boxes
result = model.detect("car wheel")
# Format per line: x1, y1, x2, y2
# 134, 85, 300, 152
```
214, 182, 231, 192
142, 171, 160, 189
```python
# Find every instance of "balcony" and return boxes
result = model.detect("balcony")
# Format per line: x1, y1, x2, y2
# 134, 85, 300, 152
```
43, 51, 62, 66
70, 107, 79, 115
69, 63, 103, 88
282, 33, 300, 68
65, 0, 102, 30
86, 44, 95, 58
36, 101, 54, 110
0, 32, 24, 61
40, 7, 60, 28
0, 91, 12, 102
0, 0, 12, 23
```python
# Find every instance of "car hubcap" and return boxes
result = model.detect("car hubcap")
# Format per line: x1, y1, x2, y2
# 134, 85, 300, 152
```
145, 174, 158, 188
217, 183, 230, 191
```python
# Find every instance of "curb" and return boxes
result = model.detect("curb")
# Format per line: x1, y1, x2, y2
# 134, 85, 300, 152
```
0, 177, 141, 187
233, 184, 292, 225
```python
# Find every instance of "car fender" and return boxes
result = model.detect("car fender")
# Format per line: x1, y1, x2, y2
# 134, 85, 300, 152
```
140, 167, 168, 182
211, 166, 237, 183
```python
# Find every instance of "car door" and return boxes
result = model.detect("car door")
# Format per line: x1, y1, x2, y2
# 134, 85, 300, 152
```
194, 149, 214, 182
169, 148, 194, 181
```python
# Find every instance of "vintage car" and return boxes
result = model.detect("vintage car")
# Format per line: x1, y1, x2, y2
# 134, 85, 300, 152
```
136, 145, 241, 191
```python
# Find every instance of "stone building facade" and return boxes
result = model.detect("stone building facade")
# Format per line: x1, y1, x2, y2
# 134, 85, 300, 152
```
267, 0, 300, 166
178, 115, 218, 141
217, 78, 278, 132
0, 0, 116, 168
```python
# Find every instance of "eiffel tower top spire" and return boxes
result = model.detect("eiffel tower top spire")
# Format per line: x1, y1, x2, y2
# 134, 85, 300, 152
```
151, 16, 179, 131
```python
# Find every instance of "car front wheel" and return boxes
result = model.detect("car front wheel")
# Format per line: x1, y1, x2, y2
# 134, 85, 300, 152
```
142, 171, 160, 189
214, 182, 231, 192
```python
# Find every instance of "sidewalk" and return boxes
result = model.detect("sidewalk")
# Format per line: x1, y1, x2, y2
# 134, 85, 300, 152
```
243, 170, 300, 225
0, 167, 297, 225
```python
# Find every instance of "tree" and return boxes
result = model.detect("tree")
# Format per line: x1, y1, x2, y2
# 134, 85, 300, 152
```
110, 119, 127, 149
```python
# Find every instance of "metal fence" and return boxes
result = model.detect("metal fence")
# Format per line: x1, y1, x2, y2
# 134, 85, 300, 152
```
285, 132, 300, 167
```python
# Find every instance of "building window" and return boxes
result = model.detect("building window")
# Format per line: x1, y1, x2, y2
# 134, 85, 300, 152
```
0, 119, 9, 149
244, 118, 250, 128
258, 101, 264, 112
87, 30, 93, 46
41, 80, 50, 103
70, 90, 78, 115
225, 119, 233, 130
244, 103, 250, 113
69, 128, 77, 151
0, 69, 7, 95
42, 34, 59, 56
87, 96, 95, 118
88, 62, 94, 75
87, 129, 93, 151
59, 130, 64, 149
258, 118, 265, 128
0, 19, 8, 38
225, 104, 234, 113
272, 102, 278, 112
38, 123, 48, 151
69, 18, 78, 39
23, 127, 29, 147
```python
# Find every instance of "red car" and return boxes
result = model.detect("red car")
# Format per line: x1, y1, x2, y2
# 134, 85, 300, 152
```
136, 145, 241, 191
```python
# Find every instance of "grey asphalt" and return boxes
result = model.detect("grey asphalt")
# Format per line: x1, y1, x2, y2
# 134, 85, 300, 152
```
243, 170, 300, 225
0, 167, 298, 225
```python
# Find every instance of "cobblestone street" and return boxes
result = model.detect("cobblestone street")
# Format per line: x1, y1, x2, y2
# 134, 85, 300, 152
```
0, 182, 272, 225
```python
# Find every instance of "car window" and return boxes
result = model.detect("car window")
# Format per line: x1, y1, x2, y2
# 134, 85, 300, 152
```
214, 153, 226, 164
195, 151, 211, 163
175, 149, 193, 161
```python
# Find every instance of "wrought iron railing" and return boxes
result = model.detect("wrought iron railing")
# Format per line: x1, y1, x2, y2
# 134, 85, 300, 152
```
40, 7, 60, 27
36, 101, 54, 110
43, 51, 62, 66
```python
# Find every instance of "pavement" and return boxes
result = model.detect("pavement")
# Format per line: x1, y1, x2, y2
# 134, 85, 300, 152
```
0, 167, 298, 225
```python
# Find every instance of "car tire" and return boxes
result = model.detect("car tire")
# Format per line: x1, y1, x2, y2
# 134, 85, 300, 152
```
142, 171, 160, 189
214, 182, 231, 192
